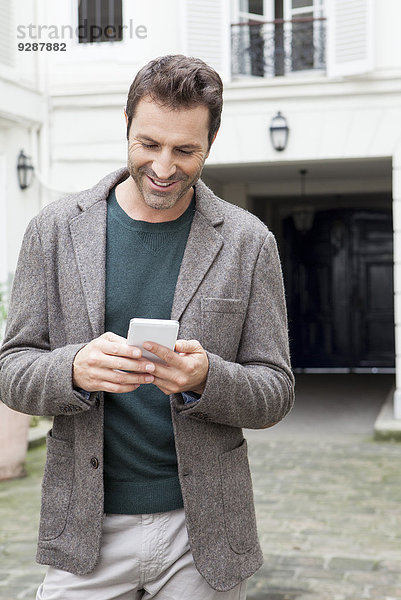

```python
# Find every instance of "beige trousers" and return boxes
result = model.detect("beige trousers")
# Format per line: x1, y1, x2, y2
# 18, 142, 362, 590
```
36, 508, 247, 600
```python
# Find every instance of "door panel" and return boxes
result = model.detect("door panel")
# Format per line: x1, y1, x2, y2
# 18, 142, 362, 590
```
283, 208, 395, 370
351, 212, 395, 367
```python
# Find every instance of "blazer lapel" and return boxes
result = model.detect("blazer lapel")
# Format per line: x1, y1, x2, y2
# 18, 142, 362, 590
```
171, 183, 224, 321
70, 201, 107, 338
68, 172, 223, 333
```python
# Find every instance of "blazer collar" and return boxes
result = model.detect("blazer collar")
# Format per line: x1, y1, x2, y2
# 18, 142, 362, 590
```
76, 168, 129, 212
171, 179, 225, 321
193, 178, 225, 227
75, 168, 225, 225
70, 168, 225, 334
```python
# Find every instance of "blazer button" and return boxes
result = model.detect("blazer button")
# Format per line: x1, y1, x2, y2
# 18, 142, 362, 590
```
95, 396, 100, 409
90, 457, 99, 469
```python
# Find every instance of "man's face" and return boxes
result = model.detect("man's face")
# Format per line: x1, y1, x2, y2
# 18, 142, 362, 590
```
126, 96, 212, 213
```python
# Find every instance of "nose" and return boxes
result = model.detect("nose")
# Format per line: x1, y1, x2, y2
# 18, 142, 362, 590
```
152, 149, 177, 181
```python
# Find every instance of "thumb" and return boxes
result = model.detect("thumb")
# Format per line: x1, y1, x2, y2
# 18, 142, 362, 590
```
102, 331, 129, 344
175, 339, 203, 354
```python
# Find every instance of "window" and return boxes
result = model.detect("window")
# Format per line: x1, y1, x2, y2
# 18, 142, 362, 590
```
231, 0, 326, 78
234, 0, 272, 77
286, 0, 325, 72
240, 0, 264, 15
78, 0, 123, 44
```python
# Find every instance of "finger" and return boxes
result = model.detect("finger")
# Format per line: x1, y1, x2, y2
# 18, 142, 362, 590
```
150, 378, 174, 395
174, 339, 203, 354
142, 342, 181, 366
99, 337, 142, 359
101, 331, 129, 344
151, 370, 191, 394
83, 366, 154, 387
108, 369, 155, 386
79, 345, 145, 372
103, 383, 141, 394
103, 356, 152, 373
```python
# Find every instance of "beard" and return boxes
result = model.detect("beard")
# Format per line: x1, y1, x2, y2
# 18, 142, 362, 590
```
127, 157, 204, 211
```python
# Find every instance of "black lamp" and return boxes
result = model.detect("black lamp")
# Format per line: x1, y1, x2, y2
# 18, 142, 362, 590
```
269, 111, 289, 152
17, 150, 34, 190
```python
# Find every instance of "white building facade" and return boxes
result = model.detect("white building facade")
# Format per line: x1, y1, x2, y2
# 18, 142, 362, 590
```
2, 0, 401, 416
0, 0, 47, 291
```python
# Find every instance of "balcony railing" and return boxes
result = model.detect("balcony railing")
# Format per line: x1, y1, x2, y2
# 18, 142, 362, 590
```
231, 17, 326, 78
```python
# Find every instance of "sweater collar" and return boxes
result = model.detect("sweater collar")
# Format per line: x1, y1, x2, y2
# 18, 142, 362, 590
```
76, 168, 224, 228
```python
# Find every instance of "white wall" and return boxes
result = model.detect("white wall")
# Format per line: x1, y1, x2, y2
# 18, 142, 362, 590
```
36, 0, 190, 194
1, 0, 41, 90
212, 76, 401, 167
41, 0, 401, 194
49, 95, 127, 192
0, 87, 44, 275
0, 0, 46, 278
373, 0, 401, 75
3, 126, 41, 276
0, 149, 7, 284
43, 0, 182, 95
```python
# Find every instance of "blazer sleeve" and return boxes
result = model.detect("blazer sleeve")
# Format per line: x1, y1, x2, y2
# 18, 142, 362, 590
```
0, 218, 96, 417
173, 232, 295, 429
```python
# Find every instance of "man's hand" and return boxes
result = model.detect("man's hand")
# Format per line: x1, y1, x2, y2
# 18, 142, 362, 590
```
141, 339, 209, 396
72, 332, 155, 393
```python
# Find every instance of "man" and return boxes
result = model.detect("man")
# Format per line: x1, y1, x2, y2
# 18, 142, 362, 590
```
0, 55, 294, 599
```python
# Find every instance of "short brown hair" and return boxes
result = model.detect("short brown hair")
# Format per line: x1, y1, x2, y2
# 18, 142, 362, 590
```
125, 55, 223, 148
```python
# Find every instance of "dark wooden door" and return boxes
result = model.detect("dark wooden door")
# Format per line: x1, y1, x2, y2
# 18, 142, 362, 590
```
283, 209, 395, 370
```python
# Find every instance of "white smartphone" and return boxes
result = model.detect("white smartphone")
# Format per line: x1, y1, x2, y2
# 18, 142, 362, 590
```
127, 318, 180, 363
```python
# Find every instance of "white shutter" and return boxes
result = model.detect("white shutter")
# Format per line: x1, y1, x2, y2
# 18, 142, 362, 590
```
0, 0, 15, 68
326, 0, 374, 77
183, 0, 231, 81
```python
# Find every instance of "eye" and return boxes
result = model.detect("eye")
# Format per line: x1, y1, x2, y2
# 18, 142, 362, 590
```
141, 142, 157, 149
177, 149, 192, 155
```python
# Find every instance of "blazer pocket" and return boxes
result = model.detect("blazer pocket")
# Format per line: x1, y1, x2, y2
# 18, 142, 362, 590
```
38, 431, 74, 541
201, 297, 246, 361
219, 439, 259, 554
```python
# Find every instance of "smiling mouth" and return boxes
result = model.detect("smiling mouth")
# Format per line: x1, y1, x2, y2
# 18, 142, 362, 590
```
147, 175, 178, 189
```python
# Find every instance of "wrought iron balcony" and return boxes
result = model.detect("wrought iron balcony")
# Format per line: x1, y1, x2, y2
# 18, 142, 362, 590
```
231, 17, 326, 78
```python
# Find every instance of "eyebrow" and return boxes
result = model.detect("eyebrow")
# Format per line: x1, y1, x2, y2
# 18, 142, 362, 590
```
136, 135, 202, 150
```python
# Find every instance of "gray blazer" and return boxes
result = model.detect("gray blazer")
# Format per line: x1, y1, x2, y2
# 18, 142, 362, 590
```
0, 169, 294, 592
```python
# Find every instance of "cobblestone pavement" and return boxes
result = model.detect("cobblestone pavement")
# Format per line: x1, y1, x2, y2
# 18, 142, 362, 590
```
246, 431, 401, 600
0, 445, 45, 600
1, 416, 401, 598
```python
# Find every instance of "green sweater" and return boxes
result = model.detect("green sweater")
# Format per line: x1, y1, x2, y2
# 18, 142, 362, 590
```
103, 188, 195, 514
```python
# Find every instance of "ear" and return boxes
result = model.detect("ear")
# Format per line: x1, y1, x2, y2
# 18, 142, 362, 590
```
206, 128, 219, 158
124, 108, 128, 126
210, 129, 219, 146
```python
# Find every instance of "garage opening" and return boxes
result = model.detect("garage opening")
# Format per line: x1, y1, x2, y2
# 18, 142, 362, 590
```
252, 194, 395, 373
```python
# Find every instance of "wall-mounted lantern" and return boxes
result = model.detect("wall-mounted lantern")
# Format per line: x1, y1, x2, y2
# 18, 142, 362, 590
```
17, 150, 35, 190
269, 111, 289, 152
